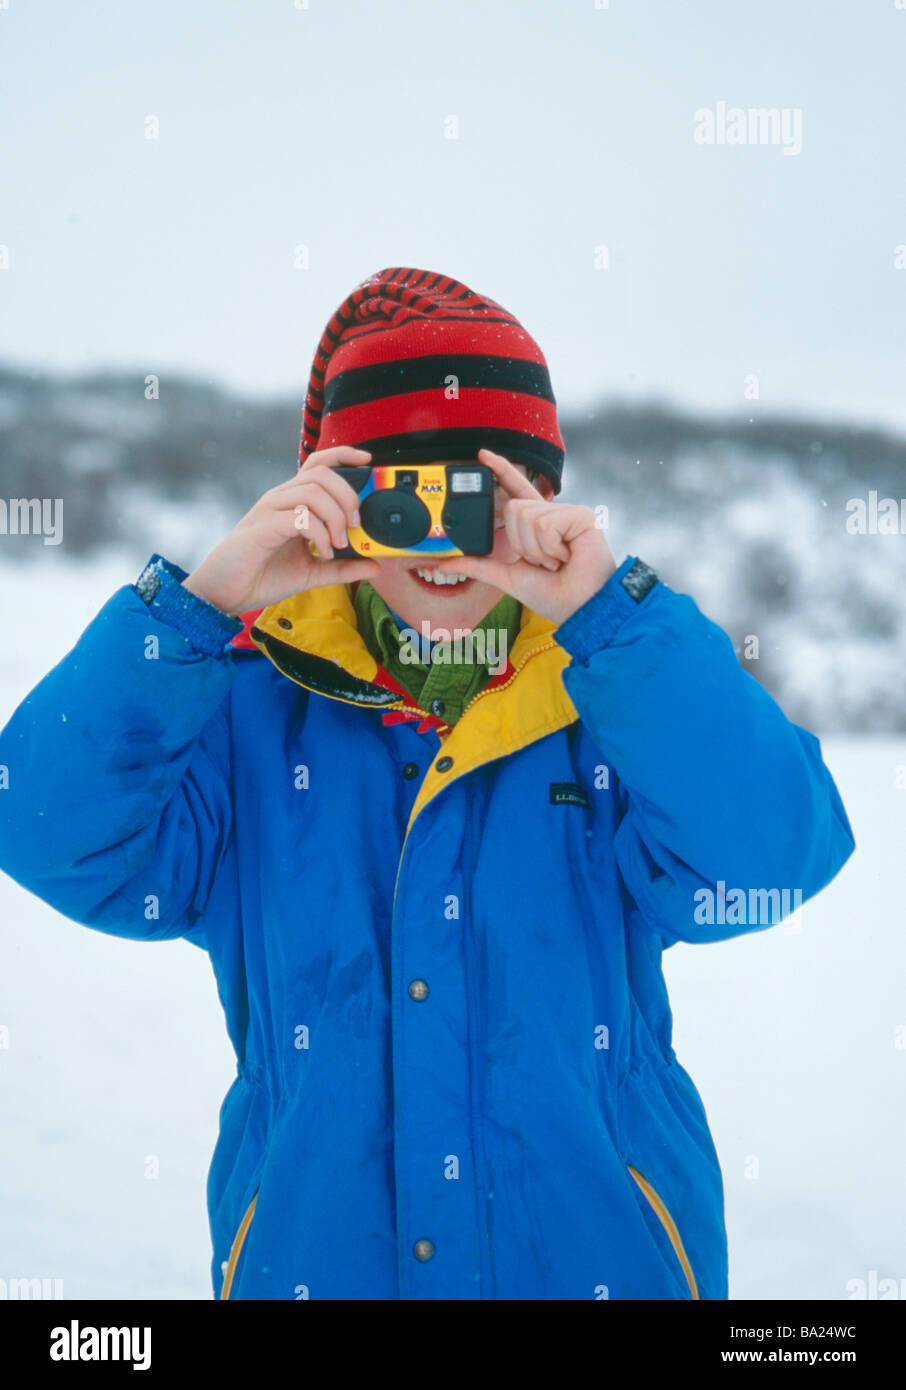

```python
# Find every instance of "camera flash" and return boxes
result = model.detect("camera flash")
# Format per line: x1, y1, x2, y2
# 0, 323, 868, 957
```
451, 471, 482, 493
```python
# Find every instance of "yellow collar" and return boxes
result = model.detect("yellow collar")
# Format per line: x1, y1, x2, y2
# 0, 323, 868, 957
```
249, 583, 579, 835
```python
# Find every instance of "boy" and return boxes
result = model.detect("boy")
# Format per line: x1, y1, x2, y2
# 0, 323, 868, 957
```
0, 267, 855, 1300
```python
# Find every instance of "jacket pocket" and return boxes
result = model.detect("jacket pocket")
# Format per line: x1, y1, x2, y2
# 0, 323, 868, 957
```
219, 1188, 259, 1300
626, 1165, 699, 1300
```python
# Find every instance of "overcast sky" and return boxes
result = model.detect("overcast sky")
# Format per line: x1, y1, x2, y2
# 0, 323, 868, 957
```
2, 0, 904, 431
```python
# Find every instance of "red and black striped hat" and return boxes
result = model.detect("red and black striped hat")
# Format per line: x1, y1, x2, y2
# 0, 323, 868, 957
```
299, 266, 566, 493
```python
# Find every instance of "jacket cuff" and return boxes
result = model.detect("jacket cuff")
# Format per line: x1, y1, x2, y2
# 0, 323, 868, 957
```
554, 556, 660, 663
133, 554, 243, 657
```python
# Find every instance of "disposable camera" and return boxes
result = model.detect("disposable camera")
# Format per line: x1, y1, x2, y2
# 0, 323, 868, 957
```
333, 461, 495, 558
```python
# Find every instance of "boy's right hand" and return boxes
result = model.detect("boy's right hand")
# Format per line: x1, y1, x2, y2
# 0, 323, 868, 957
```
181, 446, 382, 617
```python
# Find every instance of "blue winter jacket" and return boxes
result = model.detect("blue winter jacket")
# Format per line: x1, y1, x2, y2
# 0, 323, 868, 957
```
0, 553, 854, 1300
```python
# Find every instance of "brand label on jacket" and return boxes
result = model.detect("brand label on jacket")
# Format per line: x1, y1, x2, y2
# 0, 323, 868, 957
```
549, 781, 591, 810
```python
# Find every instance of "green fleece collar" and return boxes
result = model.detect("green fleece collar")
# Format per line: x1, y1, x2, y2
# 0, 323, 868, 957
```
353, 580, 521, 726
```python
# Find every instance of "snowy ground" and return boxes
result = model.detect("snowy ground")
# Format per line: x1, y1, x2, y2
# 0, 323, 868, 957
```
0, 556, 903, 1300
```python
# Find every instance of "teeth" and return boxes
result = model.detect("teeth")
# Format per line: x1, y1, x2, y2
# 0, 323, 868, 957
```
415, 569, 469, 586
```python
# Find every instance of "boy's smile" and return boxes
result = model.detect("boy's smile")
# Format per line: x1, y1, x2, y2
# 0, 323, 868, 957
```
410, 566, 472, 589
368, 557, 500, 632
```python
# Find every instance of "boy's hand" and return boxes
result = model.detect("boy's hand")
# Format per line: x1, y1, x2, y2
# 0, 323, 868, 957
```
433, 449, 617, 624
181, 446, 381, 616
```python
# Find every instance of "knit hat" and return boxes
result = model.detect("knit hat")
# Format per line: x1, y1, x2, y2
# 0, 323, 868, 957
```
299, 267, 566, 494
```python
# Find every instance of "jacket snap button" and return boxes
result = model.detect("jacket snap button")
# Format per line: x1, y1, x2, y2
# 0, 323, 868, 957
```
408, 979, 430, 1001
402, 762, 419, 780
277, 617, 292, 630
413, 1239, 435, 1261
436, 756, 453, 772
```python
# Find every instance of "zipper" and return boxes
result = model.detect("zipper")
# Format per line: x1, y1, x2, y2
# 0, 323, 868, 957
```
457, 638, 557, 721
219, 1189, 259, 1300
626, 1165, 699, 1300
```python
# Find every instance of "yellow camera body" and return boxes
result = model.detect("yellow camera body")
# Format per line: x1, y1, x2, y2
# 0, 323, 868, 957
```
333, 461, 495, 558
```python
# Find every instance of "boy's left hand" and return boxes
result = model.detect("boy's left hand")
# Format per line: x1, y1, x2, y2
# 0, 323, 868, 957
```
431, 448, 617, 624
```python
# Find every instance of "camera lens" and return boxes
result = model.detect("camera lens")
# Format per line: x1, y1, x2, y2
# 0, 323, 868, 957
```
360, 488, 431, 547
